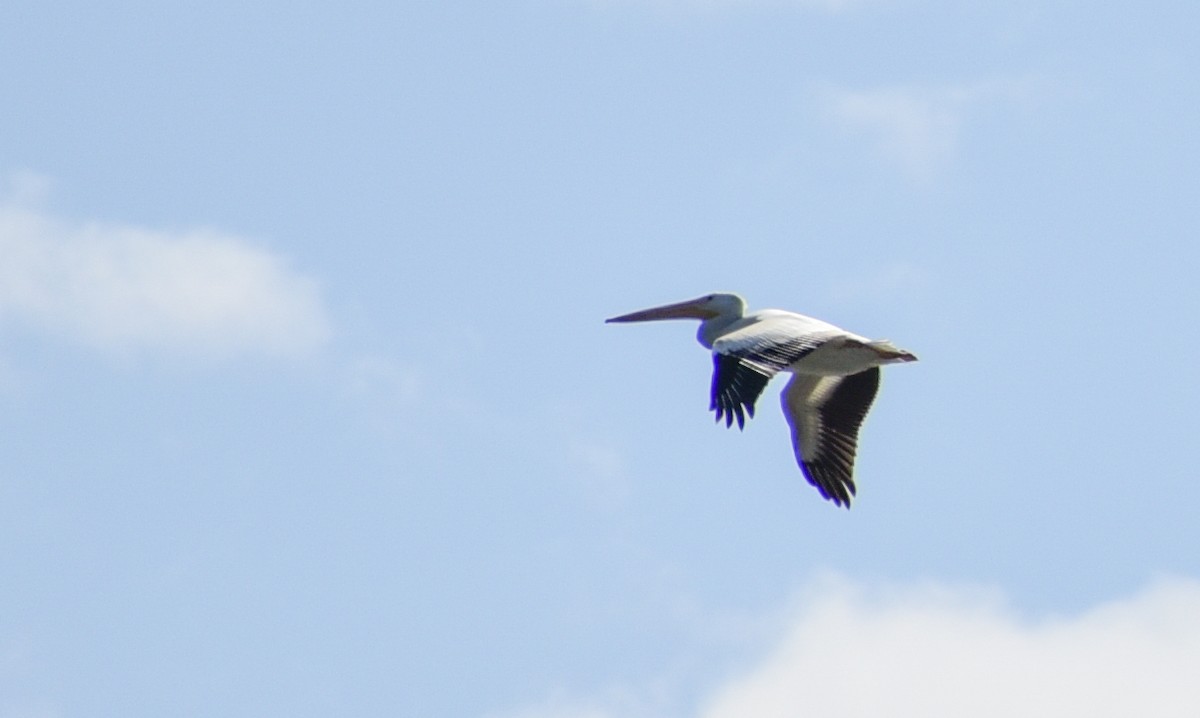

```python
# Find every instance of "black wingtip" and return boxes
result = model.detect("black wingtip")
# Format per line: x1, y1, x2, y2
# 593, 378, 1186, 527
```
824, 491, 853, 509
800, 462, 857, 509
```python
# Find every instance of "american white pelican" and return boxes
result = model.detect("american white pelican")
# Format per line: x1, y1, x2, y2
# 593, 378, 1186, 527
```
606, 293, 916, 507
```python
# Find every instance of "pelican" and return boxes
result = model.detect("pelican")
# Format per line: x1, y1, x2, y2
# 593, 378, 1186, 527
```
606, 293, 916, 507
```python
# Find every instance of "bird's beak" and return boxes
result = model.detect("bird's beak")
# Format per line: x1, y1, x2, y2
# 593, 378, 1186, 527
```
605, 297, 718, 323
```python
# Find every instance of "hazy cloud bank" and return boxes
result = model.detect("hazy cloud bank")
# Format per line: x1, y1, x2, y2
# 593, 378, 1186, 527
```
499, 574, 1200, 718
0, 175, 330, 360
821, 78, 1042, 181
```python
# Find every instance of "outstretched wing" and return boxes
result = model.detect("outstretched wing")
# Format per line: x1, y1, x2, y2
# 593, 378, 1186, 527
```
709, 353, 773, 429
780, 368, 881, 508
709, 314, 840, 429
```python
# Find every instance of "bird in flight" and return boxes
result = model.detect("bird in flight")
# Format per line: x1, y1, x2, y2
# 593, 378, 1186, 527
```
606, 292, 916, 507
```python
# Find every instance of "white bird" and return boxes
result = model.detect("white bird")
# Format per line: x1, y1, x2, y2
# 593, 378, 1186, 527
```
606, 292, 916, 508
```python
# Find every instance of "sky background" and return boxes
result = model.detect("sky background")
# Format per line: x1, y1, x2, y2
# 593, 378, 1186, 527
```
2, 1, 1199, 716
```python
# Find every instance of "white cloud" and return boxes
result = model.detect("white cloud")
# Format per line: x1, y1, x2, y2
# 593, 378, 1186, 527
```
498, 575, 1200, 718
701, 575, 1200, 717
0, 176, 330, 360
821, 79, 1037, 181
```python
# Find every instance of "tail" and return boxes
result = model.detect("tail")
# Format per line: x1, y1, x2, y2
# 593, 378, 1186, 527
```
867, 340, 918, 363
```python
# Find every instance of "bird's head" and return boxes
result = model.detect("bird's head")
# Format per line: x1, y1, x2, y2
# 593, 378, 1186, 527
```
605, 293, 745, 323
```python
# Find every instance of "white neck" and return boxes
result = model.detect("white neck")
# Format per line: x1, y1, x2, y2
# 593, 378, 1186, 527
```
697, 310, 744, 349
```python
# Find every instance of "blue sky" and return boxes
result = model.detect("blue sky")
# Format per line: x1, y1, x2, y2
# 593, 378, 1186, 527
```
3, 1, 1199, 716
